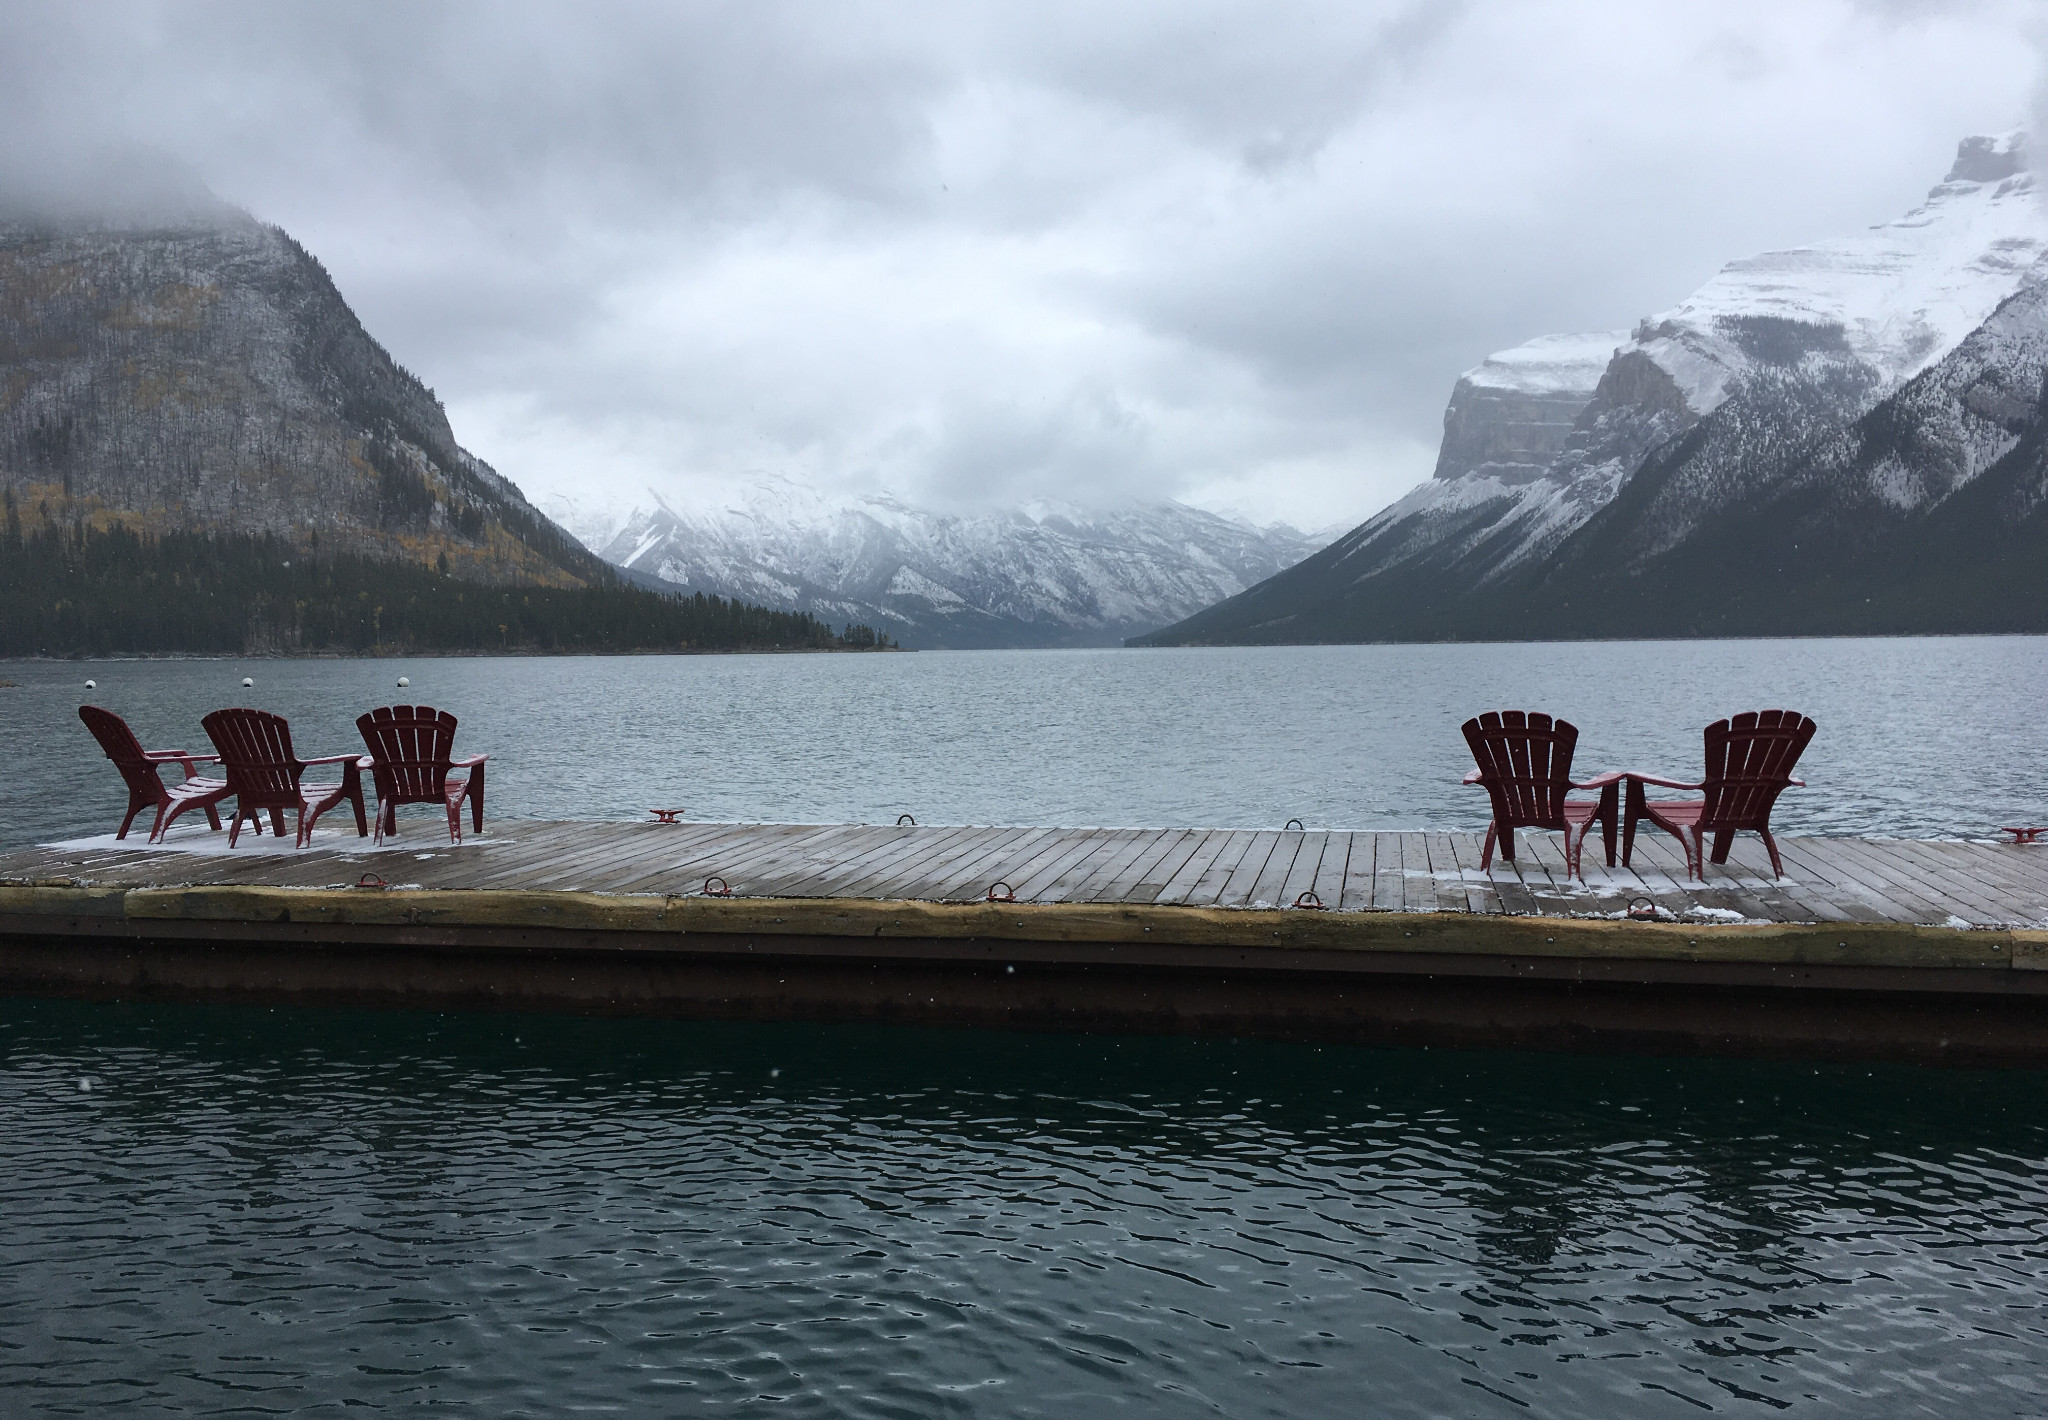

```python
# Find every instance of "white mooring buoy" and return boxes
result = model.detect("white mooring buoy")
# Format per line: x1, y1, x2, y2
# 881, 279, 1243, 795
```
397, 676, 410, 688
242, 677, 254, 688
84, 679, 96, 689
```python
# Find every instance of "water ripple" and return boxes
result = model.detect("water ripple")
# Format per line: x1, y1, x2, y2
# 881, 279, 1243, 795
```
5, 1002, 2048, 1416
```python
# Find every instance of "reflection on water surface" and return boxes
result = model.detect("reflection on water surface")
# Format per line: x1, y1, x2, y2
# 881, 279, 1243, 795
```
5, 1000, 2046, 1416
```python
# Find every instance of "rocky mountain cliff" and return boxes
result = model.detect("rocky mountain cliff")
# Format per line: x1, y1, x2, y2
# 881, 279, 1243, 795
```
1139, 134, 2048, 643
547, 479, 1327, 648
0, 204, 604, 587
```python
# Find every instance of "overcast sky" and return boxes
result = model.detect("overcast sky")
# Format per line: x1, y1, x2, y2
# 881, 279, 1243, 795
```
3, 1, 2043, 529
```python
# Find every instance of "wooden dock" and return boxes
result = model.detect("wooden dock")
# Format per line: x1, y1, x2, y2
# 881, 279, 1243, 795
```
4, 821, 2048, 1065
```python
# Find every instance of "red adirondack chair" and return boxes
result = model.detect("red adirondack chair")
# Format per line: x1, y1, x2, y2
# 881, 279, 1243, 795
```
201, 708, 370, 848
356, 705, 488, 844
1461, 710, 1622, 880
78, 705, 231, 843
1622, 709, 1816, 880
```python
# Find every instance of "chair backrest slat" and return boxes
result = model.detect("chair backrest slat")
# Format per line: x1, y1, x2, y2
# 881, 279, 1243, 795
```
79, 705, 164, 799
357, 705, 459, 803
1462, 710, 1580, 832
203, 708, 304, 807
1698, 709, 1816, 831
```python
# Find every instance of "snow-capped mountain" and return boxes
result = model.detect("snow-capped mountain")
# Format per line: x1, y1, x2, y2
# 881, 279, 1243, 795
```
1141, 133, 2048, 643
542, 478, 1329, 647
1432, 331, 1628, 484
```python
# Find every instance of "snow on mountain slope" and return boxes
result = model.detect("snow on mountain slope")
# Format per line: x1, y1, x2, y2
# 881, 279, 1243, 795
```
1326, 133, 2048, 589
540, 477, 1327, 647
1431, 331, 1626, 484
1797, 258, 2048, 514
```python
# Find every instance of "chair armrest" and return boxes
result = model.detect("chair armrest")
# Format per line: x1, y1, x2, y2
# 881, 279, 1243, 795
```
1624, 772, 1704, 792
301, 753, 365, 767
451, 754, 490, 768
143, 750, 219, 764
1787, 777, 1805, 788
1572, 771, 1627, 790
1461, 768, 1484, 784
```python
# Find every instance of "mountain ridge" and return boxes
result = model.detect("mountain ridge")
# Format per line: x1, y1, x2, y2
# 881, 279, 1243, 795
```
1136, 133, 2048, 645
546, 478, 1329, 648
0, 207, 606, 588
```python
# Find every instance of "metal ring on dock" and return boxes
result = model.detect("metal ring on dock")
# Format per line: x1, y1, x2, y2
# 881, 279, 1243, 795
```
703, 876, 733, 897
1293, 890, 1325, 910
1626, 896, 1658, 921
897, 814, 916, 826
1285, 818, 1304, 831
355, 873, 387, 890
987, 881, 1016, 903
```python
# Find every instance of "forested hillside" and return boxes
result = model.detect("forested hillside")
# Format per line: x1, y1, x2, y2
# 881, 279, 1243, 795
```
0, 204, 879, 654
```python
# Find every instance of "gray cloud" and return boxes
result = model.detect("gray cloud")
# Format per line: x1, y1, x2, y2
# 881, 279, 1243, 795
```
0, 0, 2040, 527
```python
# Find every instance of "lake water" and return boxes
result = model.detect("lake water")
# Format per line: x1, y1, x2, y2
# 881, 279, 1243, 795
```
6, 1001, 2047, 1417
6, 638, 2048, 1416
5, 636, 2047, 848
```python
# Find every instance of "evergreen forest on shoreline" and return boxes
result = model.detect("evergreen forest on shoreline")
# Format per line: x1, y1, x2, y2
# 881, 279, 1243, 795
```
0, 519, 896, 657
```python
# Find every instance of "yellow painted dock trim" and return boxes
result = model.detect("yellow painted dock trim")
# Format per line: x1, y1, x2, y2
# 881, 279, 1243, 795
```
3, 883, 2041, 971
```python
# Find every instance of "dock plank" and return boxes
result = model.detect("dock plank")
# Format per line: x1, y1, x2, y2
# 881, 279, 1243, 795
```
592, 823, 797, 895
1775, 837, 1939, 924
1216, 830, 1283, 909
1184, 831, 1262, 908
923, 826, 1055, 903
1097, 830, 1194, 905
1371, 832, 1407, 911
1009, 830, 1117, 903
1154, 830, 1242, 907
8, 820, 2048, 934
1338, 832, 1378, 912
1041, 830, 1154, 904
1273, 831, 1329, 911
1819, 837, 2005, 926
1442, 833, 1503, 916
825, 826, 986, 900
1897, 841, 2048, 924
690, 824, 884, 896
779, 825, 948, 899
1121, 830, 1206, 905
866, 825, 1015, 902
1306, 832, 1351, 912
1242, 830, 1306, 910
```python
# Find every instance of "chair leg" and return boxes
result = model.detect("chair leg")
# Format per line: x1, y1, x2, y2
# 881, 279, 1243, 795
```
203, 805, 222, 830
1686, 828, 1704, 881
1621, 778, 1645, 866
1564, 819, 1585, 881
269, 807, 287, 838
1709, 829, 1734, 865
470, 764, 484, 835
446, 790, 463, 844
1498, 825, 1517, 864
1479, 822, 1496, 871
118, 791, 150, 840
228, 811, 244, 848
300, 788, 351, 848
148, 803, 171, 844
1760, 828, 1784, 880
345, 763, 368, 837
